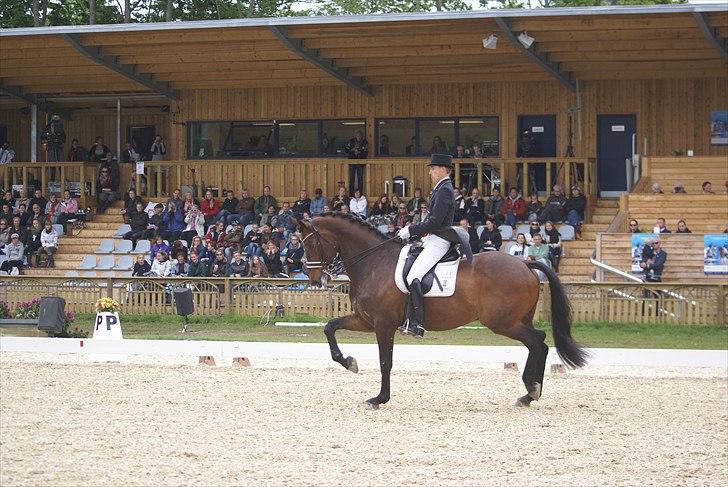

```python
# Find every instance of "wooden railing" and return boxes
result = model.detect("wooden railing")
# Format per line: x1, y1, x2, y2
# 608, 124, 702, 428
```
0, 277, 724, 325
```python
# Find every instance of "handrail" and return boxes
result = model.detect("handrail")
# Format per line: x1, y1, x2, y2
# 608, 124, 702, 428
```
590, 251, 643, 284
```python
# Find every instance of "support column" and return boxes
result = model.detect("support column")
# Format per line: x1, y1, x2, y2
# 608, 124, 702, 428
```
116, 98, 122, 160
30, 104, 38, 163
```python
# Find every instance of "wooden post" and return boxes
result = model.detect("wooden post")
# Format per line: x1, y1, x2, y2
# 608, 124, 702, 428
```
22, 166, 28, 193
716, 284, 725, 326
454, 159, 461, 189
476, 161, 483, 193
175, 164, 182, 194
135, 170, 142, 199
499, 161, 506, 191
545, 162, 552, 194
3, 166, 10, 193
583, 159, 590, 197
40, 163, 47, 195
522, 161, 528, 197
59, 165, 66, 193
323, 162, 328, 197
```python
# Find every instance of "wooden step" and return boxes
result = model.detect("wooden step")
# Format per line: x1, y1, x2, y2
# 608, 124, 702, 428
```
595, 199, 619, 208
590, 214, 614, 224
591, 206, 618, 215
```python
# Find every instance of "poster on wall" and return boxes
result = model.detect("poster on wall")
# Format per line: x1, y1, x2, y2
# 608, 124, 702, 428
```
631, 233, 659, 273
704, 234, 728, 274
710, 111, 728, 145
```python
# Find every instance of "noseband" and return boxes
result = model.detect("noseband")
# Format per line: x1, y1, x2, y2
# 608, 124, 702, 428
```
301, 224, 335, 271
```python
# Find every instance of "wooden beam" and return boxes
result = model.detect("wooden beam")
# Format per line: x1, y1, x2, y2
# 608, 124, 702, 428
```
0, 80, 38, 105
269, 25, 372, 97
494, 17, 576, 92
59, 33, 180, 100
693, 12, 728, 61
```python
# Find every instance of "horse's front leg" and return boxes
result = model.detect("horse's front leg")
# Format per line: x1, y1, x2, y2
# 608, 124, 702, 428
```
324, 314, 369, 373
364, 325, 396, 409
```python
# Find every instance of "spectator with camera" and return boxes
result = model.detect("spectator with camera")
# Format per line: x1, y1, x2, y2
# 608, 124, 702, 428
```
330, 187, 349, 212
465, 187, 485, 226
655, 217, 671, 234
162, 202, 184, 242
640, 238, 667, 282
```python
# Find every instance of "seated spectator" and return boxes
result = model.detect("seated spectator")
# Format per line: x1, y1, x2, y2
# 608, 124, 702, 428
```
310, 188, 326, 216
132, 254, 151, 276
25, 219, 43, 265
167, 188, 183, 209
453, 188, 466, 223
640, 238, 667, 282
458, 218, 480, 254
676, 219, 692, 234
349, 190, 368, 218
0, 219, 10, 246
187, 252, 208, 277
339, 205, 350, 215
162, 202, 185, 242
284, 234, 304, 274
228, 251, 249, 277
322, 205, 331, 214
502, 187, 526, 226
215, 190, 239, 225
241, 223, 261, 255
96, 166, 117, 213
539, 185, 567, 223
525, 220, 542, 245
479, 218, 502, 252
485, 188, 505, 226
89, 136, 111, 163
120, 190, 142, 223
35, 221, 58, 268
702, 181, 714, 194
262, 241, 287, 278
0, 141, 16, 163
225, 222, 246, 261
200, 190, 220, 228
170, 254, 189, 277
44, 193, 61, 225
277, 202, 296, 235
170, 240, 188, 261
254, 185, 278, 222
385, 222, 397, 239
628, 219, 643, 233
58, 190, 79, 228
672, 183, 687, 194
452, 145, 466, 158
9, 216, 28, 244
181, 205, 204, 246
543, 221, 562, 272
67, 139, 88, 162
205, 221, 226, 247
369, 194, 392, 224
654, 217, 671, 233
407, 188, 426, 213
188, 235, 205, 259
1, 190, 15, 209
197, 237, 215, 262
13, 189, 30, 214
390, 195, 403, 214
0, 203, 12, 224
1, 234, 25, 275
124, 202, 149, 246
247, 254, 268, 278
182, 192, 199, 215
651, 182, 664, 194
28, 203, 45, 227
145, 203, 165, 239
17, 205, 31, 227
209, 250, 230, 277
465, 188, 484, 226
150, 251, 171, 277
412, 201, 429, 226
565, 186, 586, 227
150, 235, 169, 262
527, 234, 551, 278
393, 202, 411, 229
30, 189, 47, 215
509, 233, 529, 260
330, 187, 349, 212
260, 204, 277, 228
292, 189, 311, 217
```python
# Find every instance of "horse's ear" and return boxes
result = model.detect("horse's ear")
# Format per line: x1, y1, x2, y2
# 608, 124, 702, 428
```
292, 216, 308, 231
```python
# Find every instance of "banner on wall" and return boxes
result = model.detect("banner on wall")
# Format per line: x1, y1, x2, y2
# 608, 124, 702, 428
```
631, 233, 659, 273
710, 111, 728, 145
704, 234, 728, 274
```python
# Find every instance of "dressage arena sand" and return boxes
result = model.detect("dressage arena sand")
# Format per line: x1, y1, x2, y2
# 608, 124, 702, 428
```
1, 353, 726, 486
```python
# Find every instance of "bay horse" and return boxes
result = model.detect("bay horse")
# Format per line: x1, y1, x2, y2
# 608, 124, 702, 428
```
299, 213, 587, 409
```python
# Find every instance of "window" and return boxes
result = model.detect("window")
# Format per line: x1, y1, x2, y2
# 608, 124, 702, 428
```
376, 119, 415, 156
459, 117, 499, 156
322, 120, 366, 156
278, 121, 318, 156
419, 119, 455, 155
188, 121, 274, 158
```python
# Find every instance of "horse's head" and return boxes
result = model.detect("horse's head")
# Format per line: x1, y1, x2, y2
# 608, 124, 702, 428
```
296, 217, 338, 286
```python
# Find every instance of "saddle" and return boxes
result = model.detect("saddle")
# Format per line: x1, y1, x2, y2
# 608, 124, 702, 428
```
394, 243, 463, 298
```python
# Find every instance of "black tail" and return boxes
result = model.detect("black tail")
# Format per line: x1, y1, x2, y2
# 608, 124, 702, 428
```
527, 261, 588, 368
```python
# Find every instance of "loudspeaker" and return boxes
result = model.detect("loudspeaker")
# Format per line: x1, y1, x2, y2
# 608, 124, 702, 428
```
38, 296, 66, 336
173, 287, 194, 317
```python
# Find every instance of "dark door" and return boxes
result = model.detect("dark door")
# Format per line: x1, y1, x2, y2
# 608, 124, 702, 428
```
0, 125, 7, 144
127, 125, 156, 160
597, 114, 636, 196
517, 115, 556, 192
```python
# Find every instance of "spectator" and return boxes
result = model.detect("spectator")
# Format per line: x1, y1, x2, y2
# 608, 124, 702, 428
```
393, 202, 411, 229
385, 222, 397, 239
120, 142, 140, 163
349, 189, 368, 218
470, 144, 483, 158
187, 252, 208, 277
651, 182, 664, 194
453, 145, 466, 158
676, 219, 692, 234
0, 142, 16, 164
67, 139, 88, 162
215, 190, 239, 225
254, 186, 278, 222
150, 135, 166, 160
96, 166, 117, 213
502, 187, 526, 226
0, 204, 11, 225
225, 222, 246, 260
526, 220, 542, 245
672, 183, 687, 194
30, 189, 47, 215
89, 136, 111, 163
162, 202, 184, 242
13, 189, 29, 214
407, 188, 426, 213
36, 221, 58, 267
44, 193, 61, 225
262, 242, 287, 278
628, 219, 643, 233
182, 192, 198, 215
458, 218, 480, 254
132, 254, 151, 277
284, 234, 304, 274
565, 186, 587, 227
479, 218, 502, 252
124, 202, 149, 246
390, 195, 403, 214
228, 251, 249, 277
150, 251, 171, 277
0, 219, 10, 245
9, 216, 28, 244
345, 130, 368, 195
378, 134, 390, 156
1, 234, 25, 275
170, 254, 189, 277
167, 189, 183, 209
200, 190, 220, 228
278, 202, 297, 234
170, 240, 188, 261
42, 115, 66, 162
428, 136, 448, 155
527, 234, 551, 272
210, 250, 230, 277
181, 205, 204, 246
234, 188, 256, 226
247, 254, 268, 277
205, 221, 227, 249
260, 204, 277, 228
16, 204, 31, 228
543, 221, 562, 272
150, 235, 169, 263
25, 219, 43, 265
655, 217, 671, 234
509, 233, 529, 260
145, 203, 166, 239
412, 201, 429, 226
330, 187, 349, 212
640, 238, 667, 282
453, 188, 466, 223
369, 194, 392, 223
188, 235, 205, 261
539, 185, 567, 223
485, 187, 505, 226
405, 136, 416, 155
465, 187, 485, 226
702, 181, 714, 194
28, 204, 45, 229
1, 190, 15, 209
121, 189, 142, 223
339, 205, 350, 215
310, 188, 326, 216
292, 190, 311, 217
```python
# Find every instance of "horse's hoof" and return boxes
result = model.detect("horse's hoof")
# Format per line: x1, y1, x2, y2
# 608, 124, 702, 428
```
515, 395, 533, 407
528, 383, 542, 401
362, 400, 380, 410
345, 356, 358, 374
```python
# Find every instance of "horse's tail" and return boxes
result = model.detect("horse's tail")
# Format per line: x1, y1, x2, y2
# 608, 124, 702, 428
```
526, 261, 588, 368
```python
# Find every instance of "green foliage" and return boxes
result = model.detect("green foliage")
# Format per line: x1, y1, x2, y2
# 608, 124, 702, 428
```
484, 0, 686, 8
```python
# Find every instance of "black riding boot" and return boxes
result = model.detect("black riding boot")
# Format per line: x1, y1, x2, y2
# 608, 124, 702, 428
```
398, 279, 425, 338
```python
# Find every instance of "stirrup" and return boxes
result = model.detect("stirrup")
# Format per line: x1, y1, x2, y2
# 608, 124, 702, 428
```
398, 320, 425, 338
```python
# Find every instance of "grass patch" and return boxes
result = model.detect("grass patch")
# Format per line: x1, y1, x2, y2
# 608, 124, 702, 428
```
74, 313, 728, 350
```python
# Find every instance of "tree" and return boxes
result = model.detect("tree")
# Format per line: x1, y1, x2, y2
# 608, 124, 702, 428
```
484, 0, 685, 8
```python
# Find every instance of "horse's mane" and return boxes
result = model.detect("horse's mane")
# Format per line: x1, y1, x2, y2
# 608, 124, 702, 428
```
316, 212, 402, 245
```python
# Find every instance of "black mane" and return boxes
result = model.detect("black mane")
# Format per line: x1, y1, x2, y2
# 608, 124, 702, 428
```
316, 212, 401, 244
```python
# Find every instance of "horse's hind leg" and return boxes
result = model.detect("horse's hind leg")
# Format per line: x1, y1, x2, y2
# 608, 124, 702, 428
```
324, 314, 370, 373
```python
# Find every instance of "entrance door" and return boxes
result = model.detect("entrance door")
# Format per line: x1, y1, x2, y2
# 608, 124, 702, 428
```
517, 115, 556, 193
0, 125, 7, 144
597, 114, 636, 197
127, 125, 156, 161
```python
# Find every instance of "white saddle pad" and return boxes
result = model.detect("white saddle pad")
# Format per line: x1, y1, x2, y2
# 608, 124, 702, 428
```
394, 244, 461, 297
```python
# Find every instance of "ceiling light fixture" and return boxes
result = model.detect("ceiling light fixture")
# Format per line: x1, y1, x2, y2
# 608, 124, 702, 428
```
518, 31, 535, 49
482, 34, 498, 50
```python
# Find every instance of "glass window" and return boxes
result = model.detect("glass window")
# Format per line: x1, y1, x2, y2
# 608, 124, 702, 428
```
459, 117, 499, 157
188, 121, 274, 158
419, 119, 455, 156
278, 121, 319, 156
188, 122, 228, 159
322, 120, 366, 157
376, 119, 415, 156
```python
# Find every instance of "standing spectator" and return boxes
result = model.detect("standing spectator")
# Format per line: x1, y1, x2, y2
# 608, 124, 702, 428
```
42, 115, 66, 162
345, 130, 368, 195
502, 187, 526, 226
228, 251, 249, 277
628, 219, 643, 233
37, 221, 58, 267
181, 205, 204, 246
655, 217, 671, 234
200, 190, 220, 228
96, 166, 117, 213
676, 219, 692, 233
428, 136, 448, 155
30, 189, 47, 215
262, 242, 287, 278
89, 136, 111, 163
162, 202, 184, 242
210, 250, 230, 277
187, 252, 208, 277
284, 234, 304, 274
509, 233, 529, 260
330, 187, 349, 212
247, 255, 268, 278
565, 186, 587, 227
0, 142, 16, 164
1, 234, 25, 275
640, 238, 667, 282
378, 134, 390, 156
405, 136, 416, 155
406, 188, 426, 213
254, 186, 278, 222
120, 142, 140, 163
215, 190, 239, 225
150, 251, 171, 277
539, 185, 567, 223
292, 189, 311, 217
543, 221, 562, 272
310, 188, 326, 216
120, 189, 142, 223
67, 139, 88, 162
349, 189, 368, 218
702, 181, 714, 194
478, 218, 502, 252
171, 254, 189, 277
235, 188, 256, 226
485, 187, 505, 226
44, 193, 61, 225
150, 235, 169, 263
458, 218, 480, 254
150, 135, 166, 160
132, 254, 151, 277
464, 187, 485, 226
124, 202, 149, 246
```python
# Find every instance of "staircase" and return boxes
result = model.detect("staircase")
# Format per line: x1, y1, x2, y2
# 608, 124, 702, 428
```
558, 199, 619, 283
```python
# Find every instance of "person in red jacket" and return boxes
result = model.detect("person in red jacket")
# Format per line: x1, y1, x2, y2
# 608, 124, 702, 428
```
502, 187, 526, 226
200, 190, 220, 229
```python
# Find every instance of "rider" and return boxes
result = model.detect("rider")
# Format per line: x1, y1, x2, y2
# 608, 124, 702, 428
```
396, 154, 458, 338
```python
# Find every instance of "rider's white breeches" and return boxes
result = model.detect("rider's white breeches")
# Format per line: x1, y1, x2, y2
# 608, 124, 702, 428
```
406, 234, 450, 285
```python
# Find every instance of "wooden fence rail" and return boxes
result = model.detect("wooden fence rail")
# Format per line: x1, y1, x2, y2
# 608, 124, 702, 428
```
0, 277, 724, 326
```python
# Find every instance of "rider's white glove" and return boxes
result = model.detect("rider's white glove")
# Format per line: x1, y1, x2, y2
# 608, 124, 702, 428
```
396, 226, 410, 239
